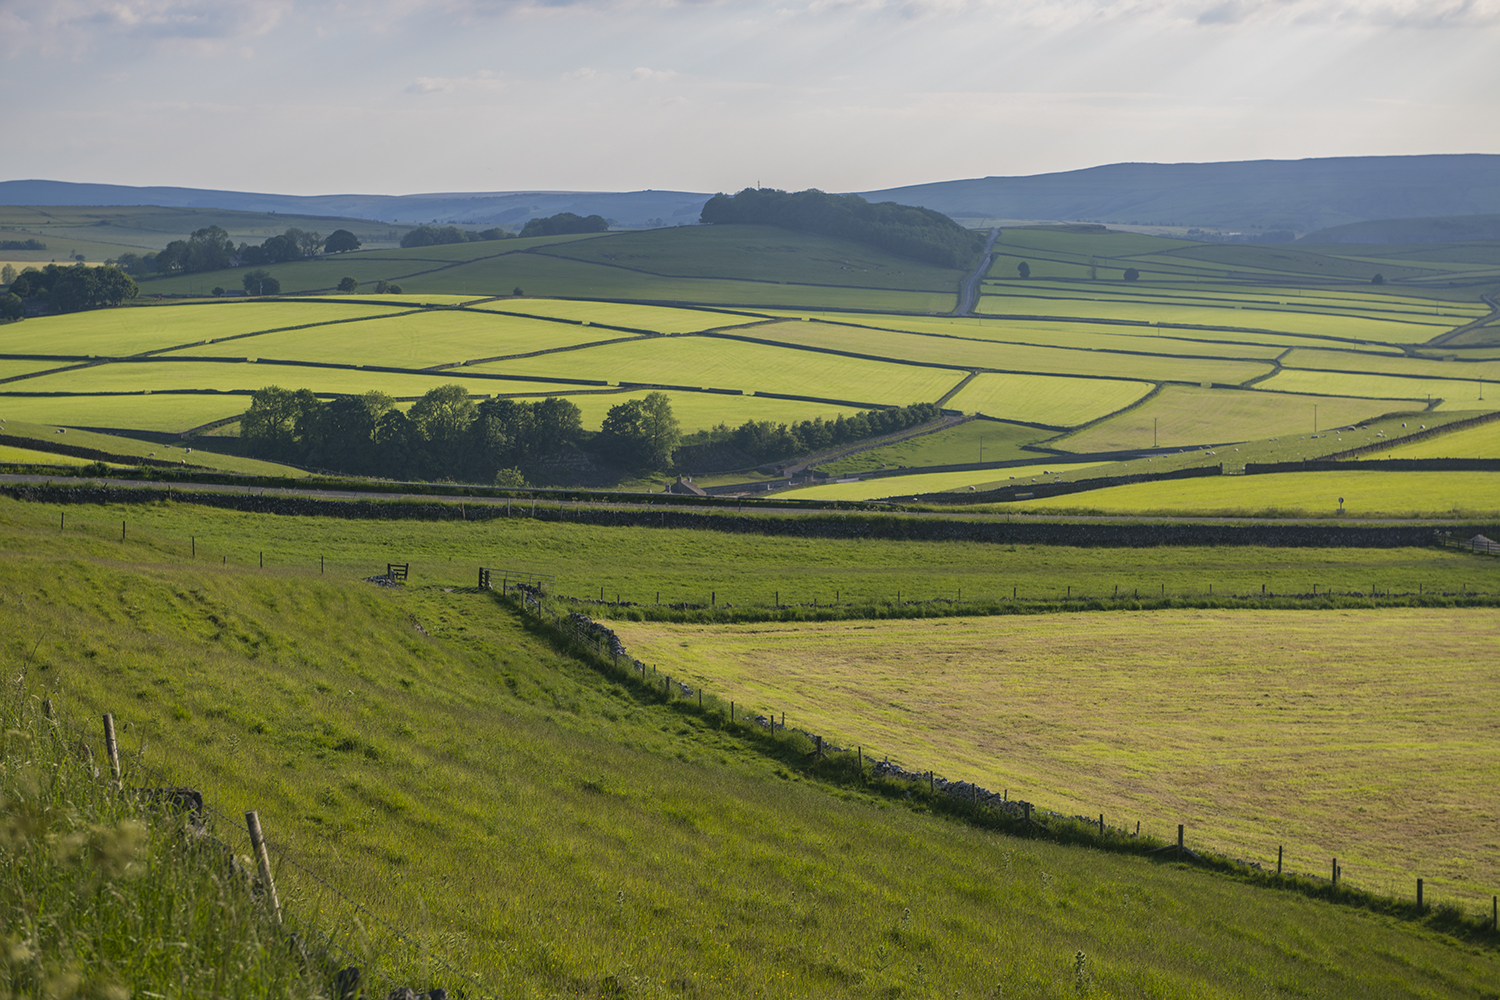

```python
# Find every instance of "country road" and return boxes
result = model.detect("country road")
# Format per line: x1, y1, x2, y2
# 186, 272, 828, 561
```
954, 227, 1000, 317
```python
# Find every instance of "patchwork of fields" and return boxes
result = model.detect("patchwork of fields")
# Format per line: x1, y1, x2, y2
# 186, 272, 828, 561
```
3, 227, 1496, 487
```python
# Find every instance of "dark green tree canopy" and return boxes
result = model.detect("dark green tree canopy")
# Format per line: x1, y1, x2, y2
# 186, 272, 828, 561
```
519, 213, 610, 239
242, 269, 280, 295
699, 188, 985, 268
6, 263, 137, 313
324, 229, 362, 253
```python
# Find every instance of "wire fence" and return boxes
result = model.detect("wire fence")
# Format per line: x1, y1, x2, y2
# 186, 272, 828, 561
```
35, 696, 488, 1000
494, 580, 1500, 937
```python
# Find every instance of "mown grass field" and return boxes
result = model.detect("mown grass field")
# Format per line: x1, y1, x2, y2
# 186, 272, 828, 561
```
742, 320, 1275, 385
160, 308, 637, 366
1049, 386, 1412, 455
819, 418, 1047, 475
1257, 369, 1495, 408
471, 336, 965, 406
781, 461, 1110, 500
1007, 470, 1500, 518
4, 499, 1499, 997
1382, 418, 1500, 458
0, 300, 408, 357
946, 372, 1154, 427
0, 418, 307, 476
610, 609, 1500, 907
0, 393, 249, 433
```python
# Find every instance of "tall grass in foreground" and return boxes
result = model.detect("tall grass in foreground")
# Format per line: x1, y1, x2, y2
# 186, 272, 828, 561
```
0, 683, 331, 999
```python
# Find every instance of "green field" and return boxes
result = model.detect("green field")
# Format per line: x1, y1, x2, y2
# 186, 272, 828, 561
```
819, 418, 1048, 475
743, 319, 1274, 385
1257, 369, 1496, 407
1008, 470, 1500, 518
0, 204, 414, 256
1382, 418, 1500, 458
946, 372, 1154, 427
1050, 385, 1415, 454
780, 461, 1109, 500
477, 298, 763, 333
4, 497, 1500, 997
472, 336, 964, 406
611, 608, 1500, 908
1283, 347, 1500, 382
160, 308, 640, 367
0, 418, 308, 475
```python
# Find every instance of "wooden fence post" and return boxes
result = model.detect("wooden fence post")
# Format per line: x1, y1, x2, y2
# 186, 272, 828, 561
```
1492, 895, 1496, 931
102, 713, 121, 789
1277, 845, 1283, 875
245, 811, 282, 924
1023, 802, 1032, 823
1098, 814, 1104, 837
1331, 858, 1338, 885
1417, 878, 1424, 913
1177, 824, 1184, 858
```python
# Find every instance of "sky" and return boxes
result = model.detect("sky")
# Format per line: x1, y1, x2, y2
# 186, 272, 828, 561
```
2, 0, 1497, 196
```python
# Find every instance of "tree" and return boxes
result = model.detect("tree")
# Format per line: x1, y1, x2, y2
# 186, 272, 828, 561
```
212, 287, 225, 297
519, 213, 610, 238
493, 467, 528, 488
512, 287, 524, 297
1371, 273, 1385, 285
409, 384, 477, 476
1017, 261, 1030, 279
600, 392, 679, 469
1, 263, 16, 286
1123, 268, 1140, 282
337, 277, 359, 293
324, 229, 362, 254
0, 293, 22, 321
240, 386, 303, 459
242, 270, 280, 295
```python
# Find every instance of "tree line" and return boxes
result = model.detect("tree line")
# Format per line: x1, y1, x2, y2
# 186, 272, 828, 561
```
2, 263, 137, 319
699, 188, 985, 268
111, 226, 363, 277
687, 402, 941, 464
240, 385, 682, 483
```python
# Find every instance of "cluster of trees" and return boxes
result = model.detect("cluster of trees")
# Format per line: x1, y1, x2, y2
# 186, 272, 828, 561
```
240, 385, 689, 482
700, 189, 985, 268
519, 213, 610, 238
242, 385, 589, 482
399, 225, 512, 248
2, 263, 137, 318
112, 226, 362, 277
690, 402, 941, 464
0, 238, 46, 251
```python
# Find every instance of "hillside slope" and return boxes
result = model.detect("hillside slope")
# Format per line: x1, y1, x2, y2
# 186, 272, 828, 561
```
2, 494, 1497, 998
863, 154, 1500, 233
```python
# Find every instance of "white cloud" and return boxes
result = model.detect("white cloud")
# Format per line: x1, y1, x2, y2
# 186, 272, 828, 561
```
631, 66, 678, 81
404, 69, 504, 94
0, 0, 291, 55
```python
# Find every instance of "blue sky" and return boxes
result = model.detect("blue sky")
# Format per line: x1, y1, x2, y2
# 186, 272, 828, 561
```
2, 0, 1496, 195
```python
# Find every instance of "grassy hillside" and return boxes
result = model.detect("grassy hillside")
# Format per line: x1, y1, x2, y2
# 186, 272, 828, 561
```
0, 204, 412, 259
4, 495, 1499, 997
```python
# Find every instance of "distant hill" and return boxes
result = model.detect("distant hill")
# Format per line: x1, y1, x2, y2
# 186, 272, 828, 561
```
8, 154, 1500, 238
0, 180, 710, 230
860, 155, 1500, 235
1299, 213, 1500, 244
